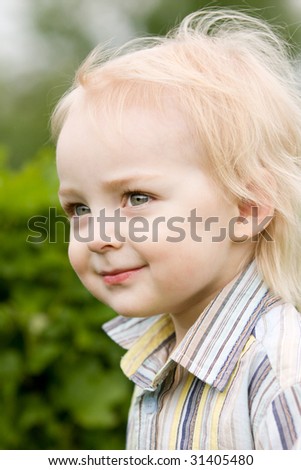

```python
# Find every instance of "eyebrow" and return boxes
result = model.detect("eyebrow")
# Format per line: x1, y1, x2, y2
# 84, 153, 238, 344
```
102, 173, 162, 191
58, 187, 82, 198
58, 173, 162, 197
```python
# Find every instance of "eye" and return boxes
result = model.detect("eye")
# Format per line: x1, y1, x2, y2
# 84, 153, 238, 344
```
127, 193, 150, 207
74, 204, 91, 216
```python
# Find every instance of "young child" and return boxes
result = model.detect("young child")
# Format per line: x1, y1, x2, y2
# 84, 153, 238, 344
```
52, 9, 301, 449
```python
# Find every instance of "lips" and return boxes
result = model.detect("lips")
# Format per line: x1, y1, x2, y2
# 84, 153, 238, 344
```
100, 266, 145, 285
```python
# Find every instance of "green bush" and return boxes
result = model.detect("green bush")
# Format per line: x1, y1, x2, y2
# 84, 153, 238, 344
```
0, 147, 132, 449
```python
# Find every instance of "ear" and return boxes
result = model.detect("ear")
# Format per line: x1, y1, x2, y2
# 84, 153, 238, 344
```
232, 174, 275, 242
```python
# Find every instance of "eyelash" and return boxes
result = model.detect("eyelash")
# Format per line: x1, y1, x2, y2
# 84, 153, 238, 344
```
121, 189, 153, 207
62, 189, 153, 216
62, 202, 85, 217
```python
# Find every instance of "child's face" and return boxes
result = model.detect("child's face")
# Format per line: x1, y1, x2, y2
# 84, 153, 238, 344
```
57, 99, 250, 328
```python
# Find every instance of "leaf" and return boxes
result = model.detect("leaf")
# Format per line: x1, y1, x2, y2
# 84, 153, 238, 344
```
55, 359, 130, 429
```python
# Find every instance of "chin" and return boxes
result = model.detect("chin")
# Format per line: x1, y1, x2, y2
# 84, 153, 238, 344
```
111, 304, 160, 319
115, 309, 156, 319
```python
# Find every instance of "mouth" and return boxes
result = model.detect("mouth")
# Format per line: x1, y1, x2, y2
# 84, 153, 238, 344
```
100, 266, 145, 285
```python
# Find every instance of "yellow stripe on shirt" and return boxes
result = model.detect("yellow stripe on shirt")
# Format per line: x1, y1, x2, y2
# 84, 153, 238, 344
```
168, 373, 195, 448
210, 335, 256, 449
121, 316, 174, 377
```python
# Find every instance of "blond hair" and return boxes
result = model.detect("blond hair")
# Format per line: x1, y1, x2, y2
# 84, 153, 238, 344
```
52, 9, 301, 309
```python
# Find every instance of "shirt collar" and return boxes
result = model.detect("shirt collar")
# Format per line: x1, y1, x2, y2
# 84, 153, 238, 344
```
103, 261, 282, 392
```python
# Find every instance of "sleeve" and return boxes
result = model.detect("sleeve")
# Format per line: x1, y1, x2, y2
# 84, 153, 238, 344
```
254, 383, 301, 449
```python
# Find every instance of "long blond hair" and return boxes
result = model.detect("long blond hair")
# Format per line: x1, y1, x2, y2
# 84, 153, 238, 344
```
52, 9, 301, 309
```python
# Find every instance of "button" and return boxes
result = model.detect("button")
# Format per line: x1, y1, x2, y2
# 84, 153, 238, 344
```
143, 393, 157, 414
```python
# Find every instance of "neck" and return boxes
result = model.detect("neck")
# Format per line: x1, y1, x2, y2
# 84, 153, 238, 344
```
169, 251, 254, 348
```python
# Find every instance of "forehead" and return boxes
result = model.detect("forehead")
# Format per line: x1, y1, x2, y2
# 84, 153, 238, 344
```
56, 92, 200, 171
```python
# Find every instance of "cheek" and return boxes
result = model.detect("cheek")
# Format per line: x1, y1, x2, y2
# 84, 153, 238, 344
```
148, 234, 228, 282
68, 240, 87, 275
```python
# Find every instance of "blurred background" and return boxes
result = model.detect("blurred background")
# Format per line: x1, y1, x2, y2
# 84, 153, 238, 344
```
1, 0, 301, 450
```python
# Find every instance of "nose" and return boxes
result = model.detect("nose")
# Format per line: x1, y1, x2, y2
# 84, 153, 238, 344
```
86, 212, 124, 253
87, 235, 123, 253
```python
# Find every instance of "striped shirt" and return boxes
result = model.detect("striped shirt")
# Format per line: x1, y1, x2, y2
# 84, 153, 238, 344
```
103, 262, 301, 449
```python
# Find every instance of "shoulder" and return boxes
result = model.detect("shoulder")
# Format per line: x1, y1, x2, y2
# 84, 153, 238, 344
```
253, 302, 301, 388
247, 304, 301, 448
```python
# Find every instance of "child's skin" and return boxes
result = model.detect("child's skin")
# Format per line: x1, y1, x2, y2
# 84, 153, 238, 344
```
57, 96, 271, 344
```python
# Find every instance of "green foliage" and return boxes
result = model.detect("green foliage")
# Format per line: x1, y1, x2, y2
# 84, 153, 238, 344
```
0, 150, 132, 449
138, 0, 301, 48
